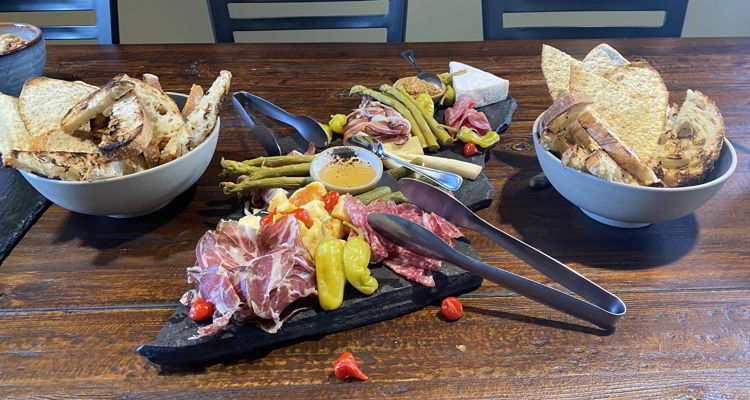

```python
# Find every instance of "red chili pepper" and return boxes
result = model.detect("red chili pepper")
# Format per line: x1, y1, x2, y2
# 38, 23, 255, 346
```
285, 208, 312, 228
440, 297, 463, 321
189, 297, 215, 322
260, 213, 275, 228
333, 352, 368, 381
322, 191, 340, 213
463, 142, 479, 157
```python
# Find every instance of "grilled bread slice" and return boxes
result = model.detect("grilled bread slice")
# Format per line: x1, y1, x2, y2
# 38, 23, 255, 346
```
18, 77, 98, 138
578, 110, 663, 186
6, 150, 124, 181
539, 91, 592, 155
0, 94, 32, 164
113, 74, 188, 166
541, 44, 582, 101
582, 43, 629, 76
651, 90, 725, 187
182, 84, 204, 118
569, 63, 666, 165
60, 80, 134, 134
584, 149, 638, 185
99, 92, 153, 161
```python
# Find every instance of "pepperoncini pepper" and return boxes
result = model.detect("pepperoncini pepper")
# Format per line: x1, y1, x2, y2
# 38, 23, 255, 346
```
315, 237, 347, 310
328, 114, 348, 134
415, 93, 435, 116
440, 85, 455, 106
342, 222, 377, 295
457, 126, 500, 148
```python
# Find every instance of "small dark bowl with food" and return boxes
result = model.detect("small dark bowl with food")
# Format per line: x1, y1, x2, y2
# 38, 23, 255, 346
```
0, 23, 46, 96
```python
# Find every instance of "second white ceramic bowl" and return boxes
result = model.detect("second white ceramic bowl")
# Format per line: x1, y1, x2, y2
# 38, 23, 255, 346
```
19, 93, 218, 218
532, 114, 737, 228
310, 146, 383, 194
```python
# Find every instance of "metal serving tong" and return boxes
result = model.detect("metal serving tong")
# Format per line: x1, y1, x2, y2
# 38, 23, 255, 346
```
367, 178, 626, 330
232, 91, 328, 156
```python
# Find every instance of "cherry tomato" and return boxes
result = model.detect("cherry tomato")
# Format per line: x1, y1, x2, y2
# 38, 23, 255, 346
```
333, 352, 368, 381
284, 208, 312, 228
260, 213, 275, 228
463, 142, 479, 157
440, 297, 463, 321
322, 191, 340, 213
189, 297, 215, 322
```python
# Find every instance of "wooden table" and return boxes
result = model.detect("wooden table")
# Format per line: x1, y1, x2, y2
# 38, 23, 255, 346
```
1, 38, 749, 399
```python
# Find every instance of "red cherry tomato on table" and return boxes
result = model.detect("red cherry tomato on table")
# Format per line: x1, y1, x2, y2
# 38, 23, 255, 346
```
322, 191, 340, 213
463, 142, 479, 157
189, 297, 215, 322
333, 352, 368, 381
440, 297, 463, 321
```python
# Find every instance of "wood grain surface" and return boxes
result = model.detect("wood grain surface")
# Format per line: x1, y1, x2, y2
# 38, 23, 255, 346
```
1, 38, 749, 399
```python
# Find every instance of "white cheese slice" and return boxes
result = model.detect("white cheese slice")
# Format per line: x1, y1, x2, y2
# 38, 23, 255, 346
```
449, 61, 509, 108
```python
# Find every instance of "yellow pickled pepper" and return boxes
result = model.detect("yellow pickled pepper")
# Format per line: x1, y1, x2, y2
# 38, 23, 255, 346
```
315, 238, 346, 310
328, 114, 348, 134
342, 222, 377, 295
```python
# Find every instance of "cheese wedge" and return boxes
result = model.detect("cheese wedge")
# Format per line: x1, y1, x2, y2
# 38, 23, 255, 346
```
449, 61, 509, 108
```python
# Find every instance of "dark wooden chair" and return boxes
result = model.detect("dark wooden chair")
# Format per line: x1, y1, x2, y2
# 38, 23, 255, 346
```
206, 0, 408, 43
482, 0, 688, 40
0, 0, 119, 44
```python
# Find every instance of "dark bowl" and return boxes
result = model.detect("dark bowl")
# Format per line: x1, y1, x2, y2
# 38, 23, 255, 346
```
0, 23, 46, 96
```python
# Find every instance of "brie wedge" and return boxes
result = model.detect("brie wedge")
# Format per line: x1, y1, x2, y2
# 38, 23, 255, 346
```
449, 61, 509, 108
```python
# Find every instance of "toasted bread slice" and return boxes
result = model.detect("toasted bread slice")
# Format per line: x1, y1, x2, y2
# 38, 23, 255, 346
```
568, 63, 665, 164
122, 154, 149, 175
651, 90, 724, 187
182, 84, 204, 118
541, 91, 592, 133
30, 128, 99, 153
113, 74, 189, 165
6, 150, 124, 181
561, 145, 588, 171
60, 80, 134, 134
18, 77, 98, 138
582, 43, 629, 76
183, 70, 231, 148
0, 94, 32, 163
584, 149, 638, 185
578, 110, 663, 186
541, 44, 582, 101
142, 74, 162, 91
98, 92, 153, 161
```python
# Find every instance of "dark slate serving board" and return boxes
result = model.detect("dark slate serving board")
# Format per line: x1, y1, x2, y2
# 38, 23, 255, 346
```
0, 169, 50, 263
137, 239, 482, 366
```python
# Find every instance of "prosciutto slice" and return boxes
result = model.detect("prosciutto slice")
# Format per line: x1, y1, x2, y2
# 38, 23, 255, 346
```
444, 98, 492, 135
342, 97, 411, 144
344, 196, 463, 287
183, 216, 316, 337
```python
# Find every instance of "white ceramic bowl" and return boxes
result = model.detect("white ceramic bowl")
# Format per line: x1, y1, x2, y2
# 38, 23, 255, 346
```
19, 93, 218, 218
310, 146, 383, 194
532, 114, 737, 228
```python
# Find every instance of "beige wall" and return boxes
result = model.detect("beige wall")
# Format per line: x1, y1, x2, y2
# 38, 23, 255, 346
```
2, 0, 749, 44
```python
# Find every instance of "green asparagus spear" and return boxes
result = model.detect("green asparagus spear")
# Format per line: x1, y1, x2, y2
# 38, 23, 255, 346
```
350, 85, 428, 148
379, 85, 439, 151
245, 163, 311, 180
238, 155, 314, 168
388, 85, 454, 147
221, 177, 315, 197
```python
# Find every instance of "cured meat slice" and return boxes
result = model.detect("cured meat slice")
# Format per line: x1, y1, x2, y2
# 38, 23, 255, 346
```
196, 220, 259, 271
342, 97, 411, 144
185, 265, 242, 337
444, 98, 492, 135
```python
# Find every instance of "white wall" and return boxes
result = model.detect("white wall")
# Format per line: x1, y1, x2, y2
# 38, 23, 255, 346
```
2, 0, 749, 44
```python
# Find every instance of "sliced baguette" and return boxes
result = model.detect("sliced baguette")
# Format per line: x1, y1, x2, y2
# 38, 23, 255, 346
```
584, 149, 638, 185
18, 77, 98, 138
541, 91, 592, 133
651, 90, 725, 187
6, 150, 124, 181
183, 70, 231, 148
569, 63, 665, 164
142, 74, 162, 91
0, 94, 32, 163
60, 80, 134, 134
98, 92, 153, 161
541, 44, 582, 101
182, 84, 204, 118
30, 128, 99, 153
582, 43, 629, 76
577, 110, 663, 187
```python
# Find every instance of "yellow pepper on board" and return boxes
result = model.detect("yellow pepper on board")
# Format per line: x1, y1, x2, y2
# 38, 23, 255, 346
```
414, 93, 435, 116
440, 85, 455, 106
318, 122, 333, 144
328, 114, 348, 134
456, 126, 500, 148
343, 222, 377, 295
315, 238, 346, 310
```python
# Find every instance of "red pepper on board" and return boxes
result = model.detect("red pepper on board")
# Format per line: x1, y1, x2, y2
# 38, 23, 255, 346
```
440, 297, 463, 321
287, 208, 313, 228
259, 213, 275, 228
322, 191, 340, 213
463, 142, 480, 157
333, 352, 368, 381
189, 297, 215, 322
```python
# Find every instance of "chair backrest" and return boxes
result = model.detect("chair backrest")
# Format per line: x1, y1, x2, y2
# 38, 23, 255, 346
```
0, 0, 119, 44
207, 0, 408, 43
482, 0, 688, 40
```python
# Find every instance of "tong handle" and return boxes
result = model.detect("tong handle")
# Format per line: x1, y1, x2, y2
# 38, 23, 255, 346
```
236, 91, 297, 126
468, 216, 625, 315
232, 92, 283, 156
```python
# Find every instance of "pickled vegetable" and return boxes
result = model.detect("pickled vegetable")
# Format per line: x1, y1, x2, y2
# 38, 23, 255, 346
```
440, 85, 455, 106
315, 239, 346, 310
343, 223, 377, 295
415, 93, 435, 116
456, 127, 500, 148
328, 114, 348, 134
354, 186, 391, 205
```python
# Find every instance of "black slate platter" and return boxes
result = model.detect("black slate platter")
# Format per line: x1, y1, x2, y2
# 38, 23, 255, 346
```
136, 239, 482, 366
0, 169, 50, 263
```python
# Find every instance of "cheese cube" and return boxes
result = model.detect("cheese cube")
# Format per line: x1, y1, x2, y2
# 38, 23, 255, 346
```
449, 61, 509, 108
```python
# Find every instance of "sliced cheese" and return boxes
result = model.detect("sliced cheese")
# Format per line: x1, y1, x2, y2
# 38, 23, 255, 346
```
382, 136, 424, 169
449, 61, 509, 108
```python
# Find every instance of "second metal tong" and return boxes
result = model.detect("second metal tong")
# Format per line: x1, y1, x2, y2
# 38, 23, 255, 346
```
369, 178, 626, 330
